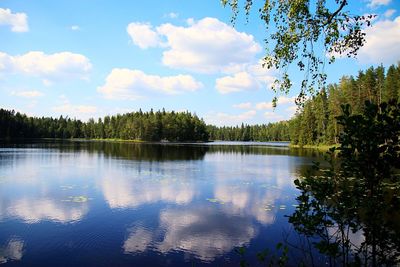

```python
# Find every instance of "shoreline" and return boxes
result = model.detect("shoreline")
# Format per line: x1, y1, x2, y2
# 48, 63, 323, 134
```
1, 137, 337, 150
289, 144, 336, 151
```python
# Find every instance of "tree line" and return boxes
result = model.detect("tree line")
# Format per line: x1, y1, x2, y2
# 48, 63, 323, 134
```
289, 63, 400, 146
207, 121, 290, 141
0, 109, 209, 142
1, 64, 398, 144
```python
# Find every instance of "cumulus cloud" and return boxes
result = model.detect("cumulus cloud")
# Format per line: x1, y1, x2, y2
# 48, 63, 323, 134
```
368, 0, 391, 8
53, 104, 97, 114
51, 95, 97, 119
255, 96, 295, 110
0, 8, 28, 32
164, 12, 178, 19
233, 102, 252, 109
384, 9, 396, 18
285, 105, 299, 117
215, 61, 277, 94
264, 111, 285, 122
127, 22, 161, 49
11, 90, 44, 98
0, 51, 92, 83
157, 17, 261, 73
97, 68, 202, 100
216, 72, 258, 94
70, 25, 80, 31
204, 110, 257, 126
357, 16, 400, 64
127, 17, 261, 73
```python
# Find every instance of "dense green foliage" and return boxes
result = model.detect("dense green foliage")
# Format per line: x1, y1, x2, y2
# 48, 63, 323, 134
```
0, 109, 209, 142
289, 100, 400, 266
290, 64, 400, 146
207, 121, 289, 141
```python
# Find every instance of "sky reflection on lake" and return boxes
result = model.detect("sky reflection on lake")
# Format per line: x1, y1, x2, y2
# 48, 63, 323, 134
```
0, 141, 323, 266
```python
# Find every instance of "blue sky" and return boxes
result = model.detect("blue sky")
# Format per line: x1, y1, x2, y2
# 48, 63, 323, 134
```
1, 0, 399, 126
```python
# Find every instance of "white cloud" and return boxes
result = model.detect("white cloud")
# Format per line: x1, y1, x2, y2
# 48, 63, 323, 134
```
127, 22, 161, 49
255, 96, 295, 110
384, 9, 396, 18
0, 8, 28, 32
247, 62, 277, 84
53, 104, 97, 114
276, 96, 295, 105
128, 17, 261, 73
0, 51, 92, 83
70, 25, 80, 31
164, 12, 178, 19
215, 61, 277, 94
357, 16, 400, 64
264, 111, 285, 122
186, 18, 195, 25
52, 95, 97, 118
255, 102, 273, 110
368, 0, 391, 8
216, 72, 258, 94
204, 110, 256, 126
11, 90, 44, 98
98, 68, 203, 100
285, 105, 299, 117
233, 102, 252, 109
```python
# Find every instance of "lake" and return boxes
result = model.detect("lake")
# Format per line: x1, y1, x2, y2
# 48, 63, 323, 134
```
0, 140, 325, 266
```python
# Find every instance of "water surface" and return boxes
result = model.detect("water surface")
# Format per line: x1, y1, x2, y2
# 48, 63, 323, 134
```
0, 141, 324, 266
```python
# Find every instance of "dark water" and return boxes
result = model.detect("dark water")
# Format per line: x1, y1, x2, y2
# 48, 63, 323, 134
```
0, 141, 325, 266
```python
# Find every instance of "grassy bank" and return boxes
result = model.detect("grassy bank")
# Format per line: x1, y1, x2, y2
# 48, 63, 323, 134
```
289, 144, 337, 151
71, 138, 144, 143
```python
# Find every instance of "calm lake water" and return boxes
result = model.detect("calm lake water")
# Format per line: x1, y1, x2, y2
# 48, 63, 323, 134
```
0, 141, 325, 266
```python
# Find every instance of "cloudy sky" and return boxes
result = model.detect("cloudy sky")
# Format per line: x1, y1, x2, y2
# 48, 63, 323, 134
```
1, 0, 399, 126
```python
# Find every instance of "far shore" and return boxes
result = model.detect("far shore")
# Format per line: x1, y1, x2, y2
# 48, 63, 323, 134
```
1, 137, 337, 150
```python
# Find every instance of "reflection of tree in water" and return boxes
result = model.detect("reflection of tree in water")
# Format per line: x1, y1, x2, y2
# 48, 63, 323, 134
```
3, 141, 209, 161
82, 142, 210, 161
1, 139, 327, 163
288, 101, 400, 266
206, 144, 325, 158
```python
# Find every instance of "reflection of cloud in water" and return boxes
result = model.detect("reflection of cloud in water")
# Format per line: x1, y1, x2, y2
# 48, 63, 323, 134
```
102, 176, 194, 209
0, 150, 93, 224
0, 238, 24, 264
214, 185, 281, 225
123, 206, 256, 261
123, 227, 153, 253
6, 198, 88, 223
205, 153, 297, 188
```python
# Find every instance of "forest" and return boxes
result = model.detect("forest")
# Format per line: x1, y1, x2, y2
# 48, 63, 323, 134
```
289, 63, 400, 146
207, 121, 289, 141
209, 63, 400, 145
1, 64, 399, 145
0, 109, 209, 142
0, 107, 290, 142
